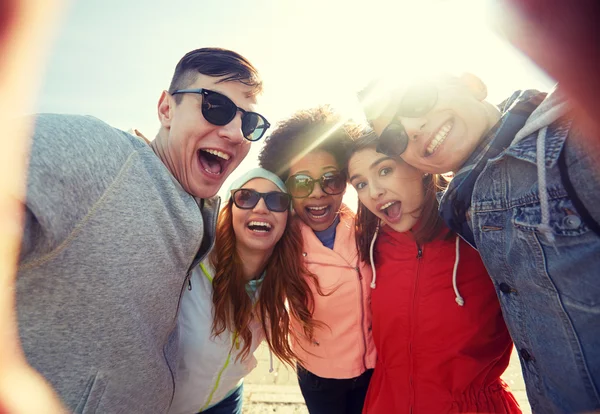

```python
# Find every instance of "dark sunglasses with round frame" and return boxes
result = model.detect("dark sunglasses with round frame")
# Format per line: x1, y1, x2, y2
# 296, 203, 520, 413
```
285, 171, 347, 199
231, 189, 291, 212
171, 88, 271, 142
375, 83, 438, 157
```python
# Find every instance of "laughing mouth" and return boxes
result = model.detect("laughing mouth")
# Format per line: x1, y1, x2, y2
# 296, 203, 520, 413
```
426, 120, 453, 156
247, 220, 272, 233
198, 149, 231, 175
306, 205, 330, 219
379, 201, 402, 219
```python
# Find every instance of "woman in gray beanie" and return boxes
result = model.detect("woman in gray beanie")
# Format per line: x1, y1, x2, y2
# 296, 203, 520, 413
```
170, 167, 324, 414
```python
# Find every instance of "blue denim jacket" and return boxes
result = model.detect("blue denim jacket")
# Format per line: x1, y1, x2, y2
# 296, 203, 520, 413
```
467, 92, 600, 413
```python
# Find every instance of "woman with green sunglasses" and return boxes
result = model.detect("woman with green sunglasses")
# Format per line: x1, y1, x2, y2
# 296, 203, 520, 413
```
259, 107, 376, 414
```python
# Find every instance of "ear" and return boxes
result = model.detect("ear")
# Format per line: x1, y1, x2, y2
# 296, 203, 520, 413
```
157, 90, 173, 129
458, 73, 488, 101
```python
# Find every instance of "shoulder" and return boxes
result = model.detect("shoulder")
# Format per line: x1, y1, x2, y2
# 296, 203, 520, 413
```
22, 114, 163, 258
33, 114, 144, 151
293, 215, 311, 235
30, 114, 149, 178
337, 205, 357, 231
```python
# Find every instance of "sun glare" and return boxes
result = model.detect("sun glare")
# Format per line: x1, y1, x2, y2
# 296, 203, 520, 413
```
254, 0, 552, 208
216, 0, 554, 201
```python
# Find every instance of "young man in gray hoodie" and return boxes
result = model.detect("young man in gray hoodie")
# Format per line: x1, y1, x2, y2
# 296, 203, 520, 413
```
17, 47, 270, 413
360, 74, 600, 413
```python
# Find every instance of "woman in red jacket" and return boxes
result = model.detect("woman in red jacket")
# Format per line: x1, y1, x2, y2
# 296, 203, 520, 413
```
346, 133, 521, 413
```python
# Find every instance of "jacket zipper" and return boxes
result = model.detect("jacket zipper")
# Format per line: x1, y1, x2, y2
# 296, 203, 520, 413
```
200, 333, 238, 411
199, 261, 254, 411
168, 201, 220, 407
356, 266, 368, 372
410, 243, 423, 413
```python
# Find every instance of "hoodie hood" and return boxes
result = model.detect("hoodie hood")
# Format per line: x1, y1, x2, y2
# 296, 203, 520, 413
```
513, 86, 570, 145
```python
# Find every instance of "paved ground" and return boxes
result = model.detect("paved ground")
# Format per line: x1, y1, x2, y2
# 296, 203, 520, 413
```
242, 344, 531, 414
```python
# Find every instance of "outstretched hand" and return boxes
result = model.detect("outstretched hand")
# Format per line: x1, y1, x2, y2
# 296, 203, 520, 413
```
493, 0, 600, 136
0, 0, 67, 412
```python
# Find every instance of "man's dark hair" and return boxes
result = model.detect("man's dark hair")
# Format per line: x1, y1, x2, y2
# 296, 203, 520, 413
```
169, 48, 263, 103
258, 106, 362, 181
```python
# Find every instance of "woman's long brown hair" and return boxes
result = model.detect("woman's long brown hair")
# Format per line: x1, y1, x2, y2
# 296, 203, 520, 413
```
210, 199, 323, 366
347, 134, 449, 264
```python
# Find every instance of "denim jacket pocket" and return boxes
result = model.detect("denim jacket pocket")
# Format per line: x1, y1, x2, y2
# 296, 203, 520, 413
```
512, 197, 600, 308
74, 370, 107, 414
512, 197, 589, 238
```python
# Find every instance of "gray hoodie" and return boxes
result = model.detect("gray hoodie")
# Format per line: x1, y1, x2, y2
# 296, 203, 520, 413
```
17, 114, 219, 413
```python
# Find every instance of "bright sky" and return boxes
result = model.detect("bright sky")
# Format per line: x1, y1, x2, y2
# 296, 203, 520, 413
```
38, 0, 554, 207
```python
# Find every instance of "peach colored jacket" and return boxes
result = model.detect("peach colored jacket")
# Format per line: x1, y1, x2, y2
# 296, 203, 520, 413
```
291, 207, 376, 379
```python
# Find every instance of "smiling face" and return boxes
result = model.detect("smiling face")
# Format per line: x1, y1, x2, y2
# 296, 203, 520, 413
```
231, 178, 288, 256
288, 150, 346, 232
155, 74, 258, 198
370, 75, 500, 174
348, 147, 424, 233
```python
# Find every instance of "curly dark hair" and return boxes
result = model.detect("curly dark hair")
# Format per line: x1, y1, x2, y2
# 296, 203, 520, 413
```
258, 106, 363, 181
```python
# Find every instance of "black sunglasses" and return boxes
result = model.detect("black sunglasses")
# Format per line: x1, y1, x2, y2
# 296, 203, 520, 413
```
231, 189, 291, 212
285, 171, 346, 199
376, 83, 437, 157
171, 88, 270, 142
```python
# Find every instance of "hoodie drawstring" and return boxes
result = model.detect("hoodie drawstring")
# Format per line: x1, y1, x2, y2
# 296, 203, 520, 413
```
512, 87, 568, 244
370, 223, 464, 306
369, 222, 381, 289
268, 349, 274, 373
452, 236, 464, 307
536, 126, 555, 243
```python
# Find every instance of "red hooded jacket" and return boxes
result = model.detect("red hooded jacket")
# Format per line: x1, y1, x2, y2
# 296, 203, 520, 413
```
363, 226, 521, 413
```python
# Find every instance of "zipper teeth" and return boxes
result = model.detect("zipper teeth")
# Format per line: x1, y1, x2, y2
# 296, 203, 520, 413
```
409, 243, 422, 412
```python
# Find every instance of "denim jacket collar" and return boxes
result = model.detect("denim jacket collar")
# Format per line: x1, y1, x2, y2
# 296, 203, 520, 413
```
503, 116, 572, 168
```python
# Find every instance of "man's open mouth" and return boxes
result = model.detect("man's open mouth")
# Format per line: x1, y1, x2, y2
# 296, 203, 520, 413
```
425, 119, 453, 156
198, 149, 230, 175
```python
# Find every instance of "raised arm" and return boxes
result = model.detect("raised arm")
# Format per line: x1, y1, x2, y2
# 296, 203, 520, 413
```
0, 0, 67, 412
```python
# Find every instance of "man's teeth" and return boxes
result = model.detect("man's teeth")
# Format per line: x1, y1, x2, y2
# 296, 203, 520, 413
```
308, 206, 327, 211
379, 201, 396, 211
426, 122, 452, 155
204, 149, 230, 160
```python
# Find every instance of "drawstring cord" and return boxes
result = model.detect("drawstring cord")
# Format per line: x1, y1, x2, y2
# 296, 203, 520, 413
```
368, 222, 464, 306
452, 236, 464, 307
369, 222, 381, 289
536, 126, 555, 243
